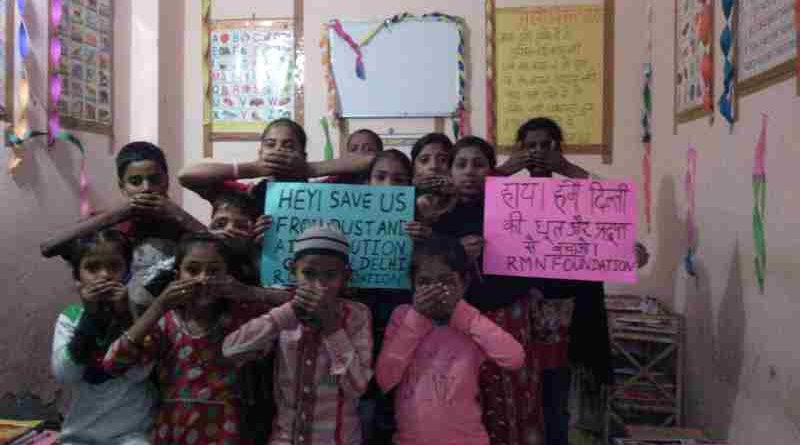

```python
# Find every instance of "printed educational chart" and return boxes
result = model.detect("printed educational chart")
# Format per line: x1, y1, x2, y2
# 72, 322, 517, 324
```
53, 0, 113, 131
737, 0, 797, 95
494, 5, 607, 150
483, 177, 637, 283
210, 20, 296, 137
261, 183, 415, 289
675, 0, 712, 119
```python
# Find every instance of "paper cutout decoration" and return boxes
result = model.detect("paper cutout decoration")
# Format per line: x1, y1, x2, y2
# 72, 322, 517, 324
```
752, 114, 767, 294
719, 0, 735, 127
684, 146, 697, 277
320, 116, 334, 161
642, 0, 654, 234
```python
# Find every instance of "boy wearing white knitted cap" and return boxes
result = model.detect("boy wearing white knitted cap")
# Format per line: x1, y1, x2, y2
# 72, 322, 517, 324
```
223, 224, 373, 445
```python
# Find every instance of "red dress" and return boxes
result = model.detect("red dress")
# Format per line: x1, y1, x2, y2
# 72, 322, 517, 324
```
104, 303, 270, 445
479, 297, 543, 445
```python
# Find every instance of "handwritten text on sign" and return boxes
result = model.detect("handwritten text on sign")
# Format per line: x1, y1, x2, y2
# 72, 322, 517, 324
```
483, 177, 637, 283
495, 5, 605, 147
261, 183, 415, 289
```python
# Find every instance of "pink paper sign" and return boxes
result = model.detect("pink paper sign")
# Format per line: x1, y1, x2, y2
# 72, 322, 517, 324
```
483, 177, 638, 283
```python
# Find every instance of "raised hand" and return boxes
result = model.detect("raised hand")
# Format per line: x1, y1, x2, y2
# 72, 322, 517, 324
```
460, 235, 485, 263
253, 215, 273, 244
79, 280, 117, 315
156, 278, 203, 311
404, 221, 433, 242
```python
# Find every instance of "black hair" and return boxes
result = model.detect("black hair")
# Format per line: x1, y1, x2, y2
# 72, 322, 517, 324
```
260, 118, 308, 153
115, 141, 169, 180
347, 129, 384, 152
211, 190, 260, 221
515, 117, 565, 145
451, 136, 497, 169
367, 149, 413, 184
175, 233, 234, 275
411, 235, 469, 279
410, 133, 454, 165
68, 229, 133, 281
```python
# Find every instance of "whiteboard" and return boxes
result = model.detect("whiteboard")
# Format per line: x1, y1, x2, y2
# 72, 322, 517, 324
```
329, 19, 461, 118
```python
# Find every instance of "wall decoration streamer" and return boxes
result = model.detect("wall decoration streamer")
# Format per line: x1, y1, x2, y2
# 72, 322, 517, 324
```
330, 19, 365, 80
485, 0, 496, 145
684, 146, 697, 277
320, 22, 339, 130
642, 0, 654, 234
0, 0, 11, 122
698, 1, 713, 114
320, 116, 334, 161
752, 114, 767, 294
8, 0, 32, 172
718, 0, 735, 127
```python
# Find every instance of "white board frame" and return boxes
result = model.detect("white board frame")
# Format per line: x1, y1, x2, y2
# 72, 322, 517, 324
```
328, 18, 462, 118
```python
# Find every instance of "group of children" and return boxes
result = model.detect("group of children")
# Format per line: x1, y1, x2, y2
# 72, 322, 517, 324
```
51, 117, 639, 445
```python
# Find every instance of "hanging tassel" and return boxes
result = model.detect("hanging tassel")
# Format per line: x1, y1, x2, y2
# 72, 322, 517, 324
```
752, 114, 767, 294
320, 117, 334, 161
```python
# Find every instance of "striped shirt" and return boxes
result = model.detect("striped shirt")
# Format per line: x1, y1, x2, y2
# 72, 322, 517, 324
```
223, 300, 373, 445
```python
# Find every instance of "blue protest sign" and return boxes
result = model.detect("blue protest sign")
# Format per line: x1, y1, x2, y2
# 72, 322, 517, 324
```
261, 182, 415, 289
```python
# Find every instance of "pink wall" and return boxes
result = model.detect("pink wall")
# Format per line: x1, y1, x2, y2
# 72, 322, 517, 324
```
0, 0, 160, 404
178, 1, 800, 442
1, 0, 797, 442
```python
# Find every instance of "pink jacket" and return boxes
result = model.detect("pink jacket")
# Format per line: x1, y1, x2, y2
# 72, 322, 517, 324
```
377, 301, 525, 445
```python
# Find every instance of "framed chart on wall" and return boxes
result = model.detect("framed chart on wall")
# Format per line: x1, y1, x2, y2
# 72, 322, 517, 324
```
0, 0, 12, 122
487, 0, 615, 163
737, 0, 797, 97
49, 0, 114, 135
674, 0, 714, 124
205, 19, 303, 143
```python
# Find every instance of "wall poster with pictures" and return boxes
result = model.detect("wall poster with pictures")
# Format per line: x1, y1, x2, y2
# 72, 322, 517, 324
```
207, 19, 302, 141
49, 0, 114, 134
674, 0, 714, 124
0, 0, 12, 122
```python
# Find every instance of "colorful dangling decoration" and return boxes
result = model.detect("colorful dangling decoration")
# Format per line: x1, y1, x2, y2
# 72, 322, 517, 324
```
718, 0, 735, 128
752, 114, 768, 294
641, 0, 654, 234
684, 146, 697, 277
320, 117, 334, 161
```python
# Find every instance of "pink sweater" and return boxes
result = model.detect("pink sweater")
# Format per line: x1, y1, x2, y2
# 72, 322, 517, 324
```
376, 301, 525, 445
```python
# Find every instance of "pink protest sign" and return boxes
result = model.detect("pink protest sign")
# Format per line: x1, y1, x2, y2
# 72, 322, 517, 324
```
483, 177, 638, 283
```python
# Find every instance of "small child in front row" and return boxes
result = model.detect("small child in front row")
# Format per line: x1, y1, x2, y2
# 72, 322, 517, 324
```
52, 229, 156, 445
376, 236, 525, 445
223, 225, 373, 445
103, 233, 290, 445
